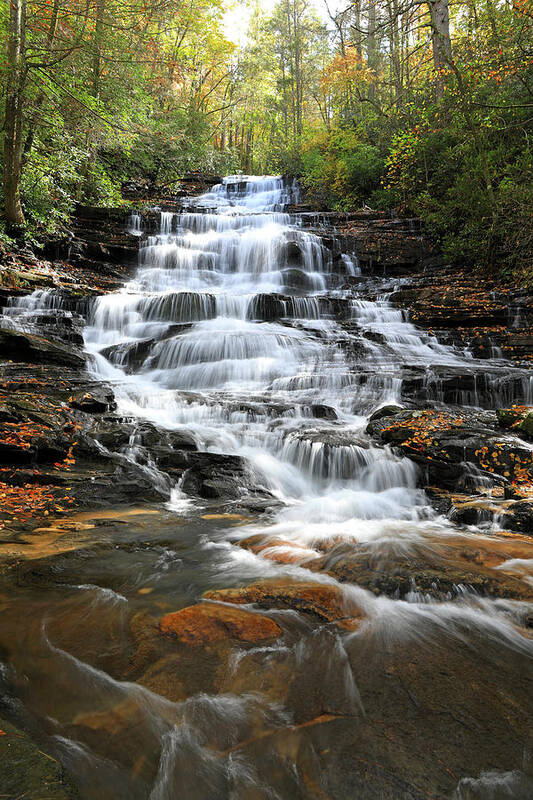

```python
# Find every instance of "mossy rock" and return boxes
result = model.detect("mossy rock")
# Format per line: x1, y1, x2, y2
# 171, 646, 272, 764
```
0, 717, 79, 799
497, 406, 533, 438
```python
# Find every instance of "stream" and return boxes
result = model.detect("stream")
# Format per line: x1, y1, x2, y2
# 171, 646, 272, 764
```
1, 177, 532, 799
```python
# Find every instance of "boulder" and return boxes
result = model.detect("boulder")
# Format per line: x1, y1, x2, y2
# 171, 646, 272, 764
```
310, 404, 338, 420
181, 452, 273, 501
368, 403, 404, 423
69, 388, 116, 414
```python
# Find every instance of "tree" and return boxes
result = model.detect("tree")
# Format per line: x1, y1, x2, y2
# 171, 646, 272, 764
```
4, 0, 27, 226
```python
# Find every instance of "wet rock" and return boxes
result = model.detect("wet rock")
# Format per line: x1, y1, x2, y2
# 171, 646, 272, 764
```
368, 404, 404, 422
159, 601, 282, 645
69, 388, 116, 414
0, 327, 85, 369
367, 408, 533, 490
497, 406, 533, 440
100, 339, 155, 373
501, 500, 533, 533
452, 769, 533, 800
181, 452, 274, 501
401, 365, 531, 408
281, 268, 317, 290
308, 540, 533, 601
246, 293, 286, 322
19, 310, 85, 347
310, 404, 338, 420
204, 579, 363, 624
0, 716, 79, 799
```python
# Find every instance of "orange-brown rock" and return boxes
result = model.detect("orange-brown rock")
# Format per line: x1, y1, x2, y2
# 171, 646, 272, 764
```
159, 601, 282, 645
204, 579, 363, 623
239, 535, 316, 564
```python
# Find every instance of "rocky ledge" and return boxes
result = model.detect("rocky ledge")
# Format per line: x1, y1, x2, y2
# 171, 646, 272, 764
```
366, 404, 533, 532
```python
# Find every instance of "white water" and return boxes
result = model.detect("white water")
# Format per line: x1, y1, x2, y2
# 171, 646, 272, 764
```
80, 175, 481, 554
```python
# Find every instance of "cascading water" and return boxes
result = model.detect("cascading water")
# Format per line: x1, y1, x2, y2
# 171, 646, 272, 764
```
2, 175, 533, 800
84, 175, 518, 530
85, 176, 446, 518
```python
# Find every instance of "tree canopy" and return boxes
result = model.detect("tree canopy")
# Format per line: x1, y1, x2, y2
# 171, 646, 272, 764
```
2, 0, 532, 279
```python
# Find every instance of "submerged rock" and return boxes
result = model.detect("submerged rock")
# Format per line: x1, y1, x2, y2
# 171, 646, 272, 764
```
0, 716, 79, 799
204, 579, 363, 624
159, 601, 282, 645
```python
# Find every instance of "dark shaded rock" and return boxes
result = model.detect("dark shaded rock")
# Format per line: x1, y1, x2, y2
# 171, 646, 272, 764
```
310, 404, 338, 420
181, 452, 273, 500
401, 365, 532, 408
19, 310, 85, 347
501, 500, 533, 534
0, 328, 85, 369
368, 404, 403, 423
100, 339, 154, 373
246, 293, 286, 322
69, 388, 116, 414
281, 268, 317, 290
286, 239, 303, 264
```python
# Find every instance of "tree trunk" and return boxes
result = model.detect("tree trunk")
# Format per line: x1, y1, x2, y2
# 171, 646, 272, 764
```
367, 0, 377, 99
23, 0, 61, 166
4, 0, 26, 227
428, 0, 452, 98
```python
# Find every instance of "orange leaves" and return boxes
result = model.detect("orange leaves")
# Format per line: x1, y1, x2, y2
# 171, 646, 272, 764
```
320, 46, 374, 97
0, 482, 74, 529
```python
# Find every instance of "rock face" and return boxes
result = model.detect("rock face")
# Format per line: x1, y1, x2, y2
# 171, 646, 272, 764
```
388, 266, 533, 362
367, 408, 533, 489
159, 601, 282, 644
498, 406, 533, 439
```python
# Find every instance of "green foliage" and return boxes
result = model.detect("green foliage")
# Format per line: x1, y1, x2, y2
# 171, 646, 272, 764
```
1, 0, 532, 288
301, 126, 384, 208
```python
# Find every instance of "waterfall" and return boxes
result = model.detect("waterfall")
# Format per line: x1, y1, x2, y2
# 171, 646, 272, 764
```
85, 175, 473, 522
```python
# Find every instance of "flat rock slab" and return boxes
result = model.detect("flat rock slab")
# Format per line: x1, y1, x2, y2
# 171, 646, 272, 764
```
159, 601, 282, 645
204, 579, 363, 624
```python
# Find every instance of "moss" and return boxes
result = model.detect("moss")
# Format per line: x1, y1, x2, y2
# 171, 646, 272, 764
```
0, 717, 79, 799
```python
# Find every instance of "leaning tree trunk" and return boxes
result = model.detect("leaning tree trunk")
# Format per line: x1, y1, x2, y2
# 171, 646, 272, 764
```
4, 0, 27, 228
427, 0, 452, 99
